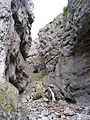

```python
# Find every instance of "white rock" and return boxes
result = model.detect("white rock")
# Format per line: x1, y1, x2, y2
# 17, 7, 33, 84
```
41, 110, 49, 116
64, 107, 75, 116
41, 116, 50, 120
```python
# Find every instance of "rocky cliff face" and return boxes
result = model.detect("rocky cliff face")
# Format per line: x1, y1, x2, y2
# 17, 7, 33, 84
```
0, 0, 90, 119
27, 38, 40, 73
0, 0, 34, 93
38, 0, 90, 104
38, 14, 66, 75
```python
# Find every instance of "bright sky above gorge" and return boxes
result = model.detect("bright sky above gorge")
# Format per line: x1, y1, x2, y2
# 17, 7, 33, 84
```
31, 0, 68, 40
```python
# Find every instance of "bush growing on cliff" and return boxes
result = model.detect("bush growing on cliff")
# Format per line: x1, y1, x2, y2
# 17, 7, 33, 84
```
63, 6, 68, 16
44, 27, 50, 32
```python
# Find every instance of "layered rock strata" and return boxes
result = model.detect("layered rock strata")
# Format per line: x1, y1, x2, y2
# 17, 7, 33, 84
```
38, 0, 90, 104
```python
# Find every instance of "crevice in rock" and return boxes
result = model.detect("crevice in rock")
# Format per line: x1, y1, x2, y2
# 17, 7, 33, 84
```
11, 0, 33, 60
11, 1, 26, 59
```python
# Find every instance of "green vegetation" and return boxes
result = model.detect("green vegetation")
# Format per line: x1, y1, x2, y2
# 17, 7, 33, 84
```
33, 73, 47, 81
0, 85, 5, 105
5, 96, 17, 112
44, 27, 50, 32
0, 83, 17, 112
33, 73, 43, 81
63, 6, 68, 16
0, 82, 31, 113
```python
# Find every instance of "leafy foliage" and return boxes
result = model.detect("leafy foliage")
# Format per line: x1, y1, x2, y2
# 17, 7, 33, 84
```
63, 6, 68, 16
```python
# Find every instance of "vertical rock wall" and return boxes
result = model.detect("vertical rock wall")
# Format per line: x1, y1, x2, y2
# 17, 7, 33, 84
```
38, 0, 90, 103
0, 0, 34, 93
58, 0, 90, 101
38, 15, 66, 75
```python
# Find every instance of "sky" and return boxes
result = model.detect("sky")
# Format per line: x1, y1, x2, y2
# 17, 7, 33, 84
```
31, 0, 68, 40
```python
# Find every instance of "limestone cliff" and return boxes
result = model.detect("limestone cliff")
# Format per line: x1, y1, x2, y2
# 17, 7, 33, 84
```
27, 38, 40, 73
38, 14, 66, 74
38, 0, 90, 104
0, 0, 90, 119
0, 0, 34, 93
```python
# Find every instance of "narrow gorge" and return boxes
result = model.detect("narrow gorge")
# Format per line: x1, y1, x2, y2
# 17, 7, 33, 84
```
0, 0, 90, 120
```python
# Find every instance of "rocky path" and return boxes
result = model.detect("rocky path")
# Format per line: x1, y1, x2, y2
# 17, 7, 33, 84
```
17, 81, 90, 120
1, 98, 90, 120
0, 82, 90, 120
21, 97, 90, 120
23, 98, 61, 120
19, 81, 90, 120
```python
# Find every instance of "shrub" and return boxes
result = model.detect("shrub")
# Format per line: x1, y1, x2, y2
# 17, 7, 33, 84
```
63, 6, 68, 16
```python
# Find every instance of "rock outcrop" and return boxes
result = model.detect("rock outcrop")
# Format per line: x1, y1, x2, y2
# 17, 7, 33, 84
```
38, 0, 90, 104
38, 14, 66, 74
0, 0, 34, 92
27, 38, 40, 73
0, 0, 90, 119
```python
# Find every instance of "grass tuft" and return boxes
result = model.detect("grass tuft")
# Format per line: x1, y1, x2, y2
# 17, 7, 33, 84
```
33, 73, 47, 81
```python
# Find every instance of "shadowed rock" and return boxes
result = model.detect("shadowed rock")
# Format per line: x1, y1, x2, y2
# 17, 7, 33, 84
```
38, 0, 90, 104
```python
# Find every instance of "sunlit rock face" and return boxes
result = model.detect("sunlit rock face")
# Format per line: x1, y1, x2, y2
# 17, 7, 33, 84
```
38, 0, 90, 104
0, 0, 34, 93
38, 14, 66, 75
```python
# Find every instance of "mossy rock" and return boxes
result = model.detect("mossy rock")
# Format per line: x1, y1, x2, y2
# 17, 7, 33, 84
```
0, 85, 5, 105
4, 96, 17, 112
0, 82, 32, 115
0, 82, 18, 112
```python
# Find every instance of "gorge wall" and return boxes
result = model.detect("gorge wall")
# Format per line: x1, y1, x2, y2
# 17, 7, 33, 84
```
0, 0, 90, 105
38, 0, 90, 103
0, 0, 90, 119
0, 0, 34, 93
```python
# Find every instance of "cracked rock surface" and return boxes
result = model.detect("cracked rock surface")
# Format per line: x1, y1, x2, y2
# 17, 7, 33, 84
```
0, 0, 34, 92
0, 0, 90, 119
37, 0, 90, 105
